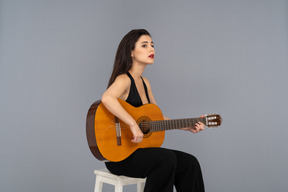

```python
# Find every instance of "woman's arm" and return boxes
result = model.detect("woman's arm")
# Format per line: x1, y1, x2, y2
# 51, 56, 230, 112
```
101, 75, 144, 143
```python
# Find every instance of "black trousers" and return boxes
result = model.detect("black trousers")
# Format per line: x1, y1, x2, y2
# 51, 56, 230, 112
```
105, 148, 205, 192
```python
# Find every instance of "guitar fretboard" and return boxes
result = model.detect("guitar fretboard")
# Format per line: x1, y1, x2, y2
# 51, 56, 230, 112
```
150, 117, 207, 132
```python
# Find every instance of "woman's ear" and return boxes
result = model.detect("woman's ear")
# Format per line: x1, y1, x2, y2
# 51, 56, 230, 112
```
131, 50, 134, 58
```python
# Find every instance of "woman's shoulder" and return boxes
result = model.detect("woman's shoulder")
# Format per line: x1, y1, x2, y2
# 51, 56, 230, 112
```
114, 73, 131, 85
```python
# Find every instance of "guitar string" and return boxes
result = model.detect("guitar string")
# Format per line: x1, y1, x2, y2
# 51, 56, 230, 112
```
98, 118, 210, 131
99, 118, 205, 127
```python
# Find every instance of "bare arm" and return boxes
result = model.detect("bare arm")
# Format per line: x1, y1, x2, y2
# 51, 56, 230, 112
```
101, 75, 144, 143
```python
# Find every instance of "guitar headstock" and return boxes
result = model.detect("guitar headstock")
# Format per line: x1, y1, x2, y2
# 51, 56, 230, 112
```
205, 114, 222, 127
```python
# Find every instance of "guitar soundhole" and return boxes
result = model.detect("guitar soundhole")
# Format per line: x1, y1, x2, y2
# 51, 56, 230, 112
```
138, 116, 152, 138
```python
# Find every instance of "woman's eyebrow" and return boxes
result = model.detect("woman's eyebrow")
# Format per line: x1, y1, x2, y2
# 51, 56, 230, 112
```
141, 41, 154, 44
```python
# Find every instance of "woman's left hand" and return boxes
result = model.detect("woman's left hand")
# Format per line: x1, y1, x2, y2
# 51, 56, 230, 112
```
183, 122, 205, 133
181, 115, 205, 133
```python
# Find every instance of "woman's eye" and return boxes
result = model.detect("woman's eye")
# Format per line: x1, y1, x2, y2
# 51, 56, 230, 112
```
141, 44, 154, 48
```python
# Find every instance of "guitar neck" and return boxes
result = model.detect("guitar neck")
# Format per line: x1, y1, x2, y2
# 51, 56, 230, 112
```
150, 117, 206, 132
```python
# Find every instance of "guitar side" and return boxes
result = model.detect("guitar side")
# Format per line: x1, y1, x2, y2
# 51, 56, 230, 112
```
86, 100, 106, 161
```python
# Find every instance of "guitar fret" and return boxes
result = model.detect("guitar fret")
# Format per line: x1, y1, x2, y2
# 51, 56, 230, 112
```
169, 121, 172, 130
151, 122, 158, 132
160, 122, 163, 131
191, 119, 195, 127
156, 122, 160, 131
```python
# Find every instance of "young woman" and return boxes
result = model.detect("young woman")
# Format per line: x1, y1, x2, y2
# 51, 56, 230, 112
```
101, 29, 205, 192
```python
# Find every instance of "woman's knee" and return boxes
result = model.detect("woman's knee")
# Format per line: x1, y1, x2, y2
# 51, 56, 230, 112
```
156, 149, 178, 169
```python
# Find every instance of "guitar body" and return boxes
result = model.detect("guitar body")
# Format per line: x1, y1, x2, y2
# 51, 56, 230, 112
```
86, 99, 165, 162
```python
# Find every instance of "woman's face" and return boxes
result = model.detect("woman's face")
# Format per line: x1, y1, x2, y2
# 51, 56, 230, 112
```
131, 35, 155, 65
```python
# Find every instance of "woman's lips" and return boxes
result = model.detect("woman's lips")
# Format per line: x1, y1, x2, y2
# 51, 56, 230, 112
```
149, 54, 154, 59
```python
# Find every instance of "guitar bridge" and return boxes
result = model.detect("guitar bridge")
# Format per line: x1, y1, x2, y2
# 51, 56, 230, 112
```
115, 117, 122, 146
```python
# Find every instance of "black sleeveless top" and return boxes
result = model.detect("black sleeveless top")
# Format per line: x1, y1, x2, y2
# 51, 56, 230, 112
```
125, 72, 150, 107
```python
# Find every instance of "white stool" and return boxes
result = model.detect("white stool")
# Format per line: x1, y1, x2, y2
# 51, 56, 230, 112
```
94, 169, 146, 192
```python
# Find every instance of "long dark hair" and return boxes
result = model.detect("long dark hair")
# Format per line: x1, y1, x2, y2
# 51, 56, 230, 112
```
107, 29, 151, 88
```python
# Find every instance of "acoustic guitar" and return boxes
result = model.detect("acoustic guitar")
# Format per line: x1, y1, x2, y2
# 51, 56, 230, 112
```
86, 99, 222, 162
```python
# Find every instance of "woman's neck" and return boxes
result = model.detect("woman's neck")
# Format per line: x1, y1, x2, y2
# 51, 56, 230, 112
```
129, 63, 146, 80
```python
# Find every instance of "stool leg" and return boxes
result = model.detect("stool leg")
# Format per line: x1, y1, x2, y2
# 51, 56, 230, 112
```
115, 181, 123, 192
94, 176, 103, 192
137, 181, 145, 192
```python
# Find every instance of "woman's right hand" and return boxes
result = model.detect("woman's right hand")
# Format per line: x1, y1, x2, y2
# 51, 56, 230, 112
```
130, 123, 144, 143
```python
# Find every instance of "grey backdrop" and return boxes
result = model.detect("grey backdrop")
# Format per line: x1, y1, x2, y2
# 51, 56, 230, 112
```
1, 0, 287, 192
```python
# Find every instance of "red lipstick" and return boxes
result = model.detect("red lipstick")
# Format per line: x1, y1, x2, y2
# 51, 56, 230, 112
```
149, 54, 154, 59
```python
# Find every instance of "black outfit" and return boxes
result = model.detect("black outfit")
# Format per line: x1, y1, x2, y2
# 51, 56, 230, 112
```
125, 72, 150, 107
105, 72, 205, 192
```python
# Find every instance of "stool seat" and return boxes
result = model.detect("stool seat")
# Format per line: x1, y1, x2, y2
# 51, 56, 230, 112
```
94, 168, 146, 192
